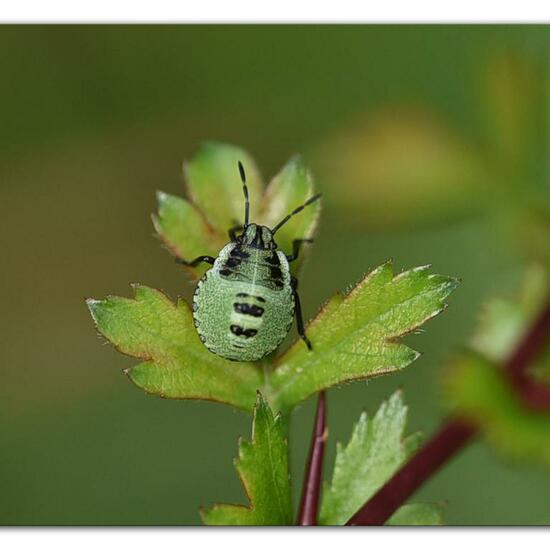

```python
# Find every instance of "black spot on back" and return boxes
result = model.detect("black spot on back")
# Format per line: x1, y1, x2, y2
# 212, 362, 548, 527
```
266, 253, 280, 265
270, 266, 283, 279
230, 324, 258, 338
231, 247, 250, 259
234, 303, 264, 317
225, 257, 241, 268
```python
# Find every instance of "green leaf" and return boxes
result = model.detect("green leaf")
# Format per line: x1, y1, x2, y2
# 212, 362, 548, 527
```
201, 393, 292, 525
447, 352, 550, 468
470, 263, 550, 377
270, 262, 458, 412
471, 297, 532, 365
258, 156, 321, 272
153, 144, 322, 278
87, 284, 262, 411
319, 391, 439, 525
387, 503, 443, 526
152, 191, 225, 278
185, 141, 263, 231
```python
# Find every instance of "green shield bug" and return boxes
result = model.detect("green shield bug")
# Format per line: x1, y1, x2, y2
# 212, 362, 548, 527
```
177, 161, 321, 362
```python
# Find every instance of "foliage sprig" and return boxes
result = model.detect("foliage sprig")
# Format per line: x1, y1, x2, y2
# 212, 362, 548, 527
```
88, 142, 460, 525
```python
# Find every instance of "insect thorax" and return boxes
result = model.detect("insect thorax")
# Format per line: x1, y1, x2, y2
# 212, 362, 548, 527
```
216, 225, 288, 292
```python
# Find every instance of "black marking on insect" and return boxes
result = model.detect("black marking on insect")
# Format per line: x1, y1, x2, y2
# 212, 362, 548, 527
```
179, 159, 321, 361
225, 257, 242, 268
231, 248, 250, 259
266, 253, 280, 265
230, 324, 258, 338
234, 302, 265, 317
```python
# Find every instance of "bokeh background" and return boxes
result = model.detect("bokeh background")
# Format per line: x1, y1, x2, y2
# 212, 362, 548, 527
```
2, 25, 550, 525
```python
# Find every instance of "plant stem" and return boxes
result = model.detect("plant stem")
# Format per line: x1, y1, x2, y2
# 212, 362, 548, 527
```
506, 301, 550, 385
506, 301, 550, 411
297, 391, 327, 525
519, 381, 550, 411
346, 298, 550, 526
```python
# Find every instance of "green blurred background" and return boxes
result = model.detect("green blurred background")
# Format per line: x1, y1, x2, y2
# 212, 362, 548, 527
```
2, 25, 550, 525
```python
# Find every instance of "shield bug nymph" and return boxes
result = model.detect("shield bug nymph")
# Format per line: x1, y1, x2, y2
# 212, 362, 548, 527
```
177, 161, 321, 362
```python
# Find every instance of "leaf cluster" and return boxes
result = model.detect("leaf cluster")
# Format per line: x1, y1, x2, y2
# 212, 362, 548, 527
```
203, 392, 442, 526
88, 143, 457, 416
87, 143, 459, 525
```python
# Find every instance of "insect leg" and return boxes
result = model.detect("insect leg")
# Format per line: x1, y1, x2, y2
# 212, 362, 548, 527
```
175, 255, 215, 267
286, 239, 314, 263
228, 224, 243, 242
291, 275, 312, 351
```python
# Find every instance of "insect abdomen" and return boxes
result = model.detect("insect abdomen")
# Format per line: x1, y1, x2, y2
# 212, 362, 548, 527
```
192, 244, 294, 361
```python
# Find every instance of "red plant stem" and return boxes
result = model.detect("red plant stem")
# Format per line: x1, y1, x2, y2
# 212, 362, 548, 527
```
505, 301, 550, 411
297, 391, 327, 526
520, 382, 550, 411
346, 418, 477, 526
347, 300, 550, 526
506, 301, 550, 386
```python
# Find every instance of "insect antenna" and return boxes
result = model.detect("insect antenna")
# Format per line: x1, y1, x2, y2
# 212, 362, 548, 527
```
238, 161, 250, 227
271, 193, 322, 234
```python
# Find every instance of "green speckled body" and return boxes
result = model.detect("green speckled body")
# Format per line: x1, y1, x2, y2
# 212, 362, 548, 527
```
193, 229, 294, 362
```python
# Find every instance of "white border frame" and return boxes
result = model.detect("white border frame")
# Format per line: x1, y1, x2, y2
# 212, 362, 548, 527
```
1, 1, 550, 23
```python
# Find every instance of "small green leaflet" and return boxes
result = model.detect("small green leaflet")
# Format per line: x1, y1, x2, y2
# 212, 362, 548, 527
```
270, 262, 458, 412
152, 190, 224, 278
471, 264, 548, 363
258, 155, 321, 275
201, 393, 292, 525
87, 284, 261, 411
320, 391, 442, 526
447, 352, 550, 468
470, 264, 550, 380
153, 142, 320, 279
185, 142, 264, 234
